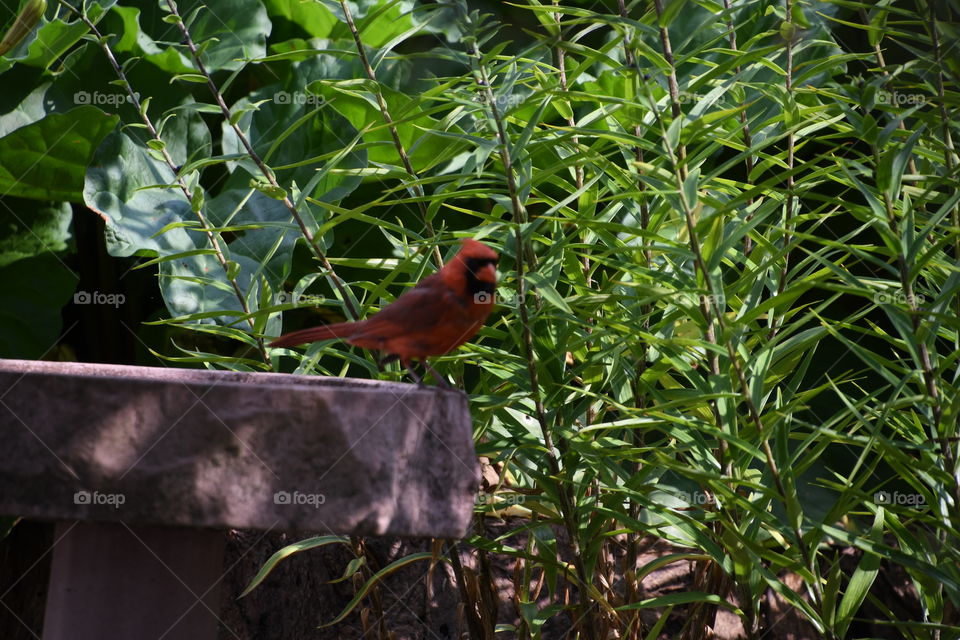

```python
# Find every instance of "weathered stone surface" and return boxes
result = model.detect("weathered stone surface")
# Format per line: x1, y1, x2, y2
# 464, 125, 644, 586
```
0, 360, 479, 538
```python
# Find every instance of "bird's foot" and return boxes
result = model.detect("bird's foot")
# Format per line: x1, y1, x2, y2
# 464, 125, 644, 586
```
377, 354, 400, 371
404, 363, 423, 384
422, 361, 452, 390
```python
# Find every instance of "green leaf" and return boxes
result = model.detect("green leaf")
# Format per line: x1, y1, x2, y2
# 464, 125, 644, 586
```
835, 509, 884, 637
83, 131, 192, 257
190, 185, 204, 213
308, 77, 450, 169
0, 198, 71, 266
618, 591, 742, 615
868, 1, 893, 48
0, 0, 113, 73
0, 252, 78, 359
659, 0, 690, 27
525, 271, 572, 314
226, 259, 240, 281
877, 127, 923, 202
263, 0, 338, 38
0, 107, 118, 201
170, 73, 208, 83
222, 82, 366, 200
144, 0, 270, 73
322, 552, 437, 627
206, 188, 300, 289
240, 535, 348, 597
250, 179, 287, 200
328, 556, 366, 584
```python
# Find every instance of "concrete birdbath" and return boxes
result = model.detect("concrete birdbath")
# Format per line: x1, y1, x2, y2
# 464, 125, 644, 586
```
0, 359, 479, 640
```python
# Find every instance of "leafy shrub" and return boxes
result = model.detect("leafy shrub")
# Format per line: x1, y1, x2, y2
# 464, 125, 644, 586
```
2, 0, 958, 637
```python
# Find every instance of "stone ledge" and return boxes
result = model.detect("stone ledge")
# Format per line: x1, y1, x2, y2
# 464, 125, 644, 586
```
0, 360, 479, 538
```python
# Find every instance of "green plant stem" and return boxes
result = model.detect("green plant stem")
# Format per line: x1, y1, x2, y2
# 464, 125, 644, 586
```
770, 0, 796, 341
338, 0, 443, 269
876, 155, 954, 522
465, 28, 598, 640
617, 4, 655, 633
922, 4, 960, 559
162, 0, 360, 323
925, 1, 960, 304
650, 4, 748, 633
859, 6, 918, 178
59, 1, 271, 364
554, 5, 592, 286
638, 74, 829, 636
722, 0, 756, 257
652, 0, 686, 179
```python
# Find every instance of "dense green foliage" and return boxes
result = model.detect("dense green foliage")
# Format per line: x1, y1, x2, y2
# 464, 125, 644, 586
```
2, 0, 959, 637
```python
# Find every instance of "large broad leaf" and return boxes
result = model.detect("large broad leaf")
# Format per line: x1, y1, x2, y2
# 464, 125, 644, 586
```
262, 0, 339, 39
313, 0, 403, 24
0, 76, 53, 138
0, 197, 71, 266
333, 0, 417, 48
206, 186, 301, 289
309, 0, 446, 45
0, 252, 77, 358
158, 252, 261, 321
0, 1, 116, 74
308, 76, 452, 169
83, 131, 193, 258
0, 37, 145, 139
160, 102, 214, 169
0, 106, 118, 201
221, 82, 365, 200
83, 132, 264, 323
120, 0, 270, 74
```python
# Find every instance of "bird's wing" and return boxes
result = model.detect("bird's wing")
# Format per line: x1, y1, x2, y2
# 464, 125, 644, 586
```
349, 277, 455, 340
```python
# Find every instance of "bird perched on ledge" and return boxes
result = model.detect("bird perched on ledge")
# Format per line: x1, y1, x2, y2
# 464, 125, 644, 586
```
270, 238, 499, 387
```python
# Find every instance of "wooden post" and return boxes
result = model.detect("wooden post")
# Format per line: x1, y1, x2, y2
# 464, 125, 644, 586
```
43, 523, 225, 640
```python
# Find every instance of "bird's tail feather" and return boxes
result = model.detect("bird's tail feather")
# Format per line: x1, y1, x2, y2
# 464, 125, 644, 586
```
269, 322, 358, 348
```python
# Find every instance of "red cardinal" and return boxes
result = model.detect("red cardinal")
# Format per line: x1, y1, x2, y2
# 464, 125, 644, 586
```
271, 238, 499, 386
